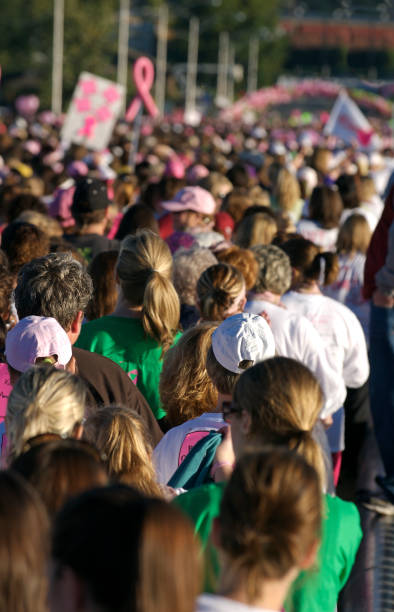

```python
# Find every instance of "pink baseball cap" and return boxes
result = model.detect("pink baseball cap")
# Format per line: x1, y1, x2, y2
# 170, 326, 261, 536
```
6, 316, 72, 373
161, 186, 216, 215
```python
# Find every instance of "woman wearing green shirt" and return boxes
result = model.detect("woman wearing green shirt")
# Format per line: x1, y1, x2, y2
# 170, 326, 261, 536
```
77, 230, 181, 422
175, 357, 362, 612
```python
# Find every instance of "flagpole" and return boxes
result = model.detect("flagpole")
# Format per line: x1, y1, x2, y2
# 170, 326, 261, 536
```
51, 0, 64, 115
216, 31, 229, 104
155, 4, 168, 116
185, 17, 199, 118
247, 37, 259, 94
117, 0, 130, 113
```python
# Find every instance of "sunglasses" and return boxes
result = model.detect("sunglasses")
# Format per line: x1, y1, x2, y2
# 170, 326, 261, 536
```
222, 400, 243, 422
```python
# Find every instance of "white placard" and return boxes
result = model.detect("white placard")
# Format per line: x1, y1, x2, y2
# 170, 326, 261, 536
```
61, 72, 125, 151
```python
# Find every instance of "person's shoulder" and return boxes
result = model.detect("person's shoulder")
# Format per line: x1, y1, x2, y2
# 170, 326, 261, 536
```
324, 493, 361, 529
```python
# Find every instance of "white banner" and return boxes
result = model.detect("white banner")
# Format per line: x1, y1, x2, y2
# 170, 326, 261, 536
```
61, 72, 125, 151
324, 91, 379, 149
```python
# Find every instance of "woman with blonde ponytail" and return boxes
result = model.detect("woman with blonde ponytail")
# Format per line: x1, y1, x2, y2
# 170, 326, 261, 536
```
175, 357, 363, 612
77, 230, 181, 422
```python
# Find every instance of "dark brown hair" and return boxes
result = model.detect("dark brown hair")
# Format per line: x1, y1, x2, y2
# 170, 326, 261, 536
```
11, 438, 108, 517
1, 221, 50, 276
308, 186, 343, 229
281, 237, 339, 287
86, 250, 118, 321
0, 470, 49, 612
51, 486, 201, 612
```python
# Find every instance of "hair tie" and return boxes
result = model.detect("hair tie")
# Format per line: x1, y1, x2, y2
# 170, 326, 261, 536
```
318, 257, 326, 286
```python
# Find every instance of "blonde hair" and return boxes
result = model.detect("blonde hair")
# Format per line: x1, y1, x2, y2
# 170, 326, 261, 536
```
6, 367, 86, 460
359, 176, 376, 201
337, 214, 371, 255
84, 406, 163, 498
160, 323, 218, 427
219, 449, 321, 601
116, 230, 180, 353
274, 168, 301, 213
197, 263, 245, 322
235, 212, 278, 248
233, 357, 326, 488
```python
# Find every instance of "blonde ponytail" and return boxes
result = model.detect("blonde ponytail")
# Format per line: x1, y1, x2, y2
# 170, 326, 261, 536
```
142, 271, 180, 354
116, 231, 180, 352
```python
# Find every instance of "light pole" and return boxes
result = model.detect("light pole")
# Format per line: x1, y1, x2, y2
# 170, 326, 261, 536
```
51, 0, 64, 115
117, 0, 130, 112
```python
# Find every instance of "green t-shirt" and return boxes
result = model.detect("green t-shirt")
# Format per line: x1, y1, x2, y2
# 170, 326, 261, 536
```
174, 483, 362, 612
76, 316, 181, 420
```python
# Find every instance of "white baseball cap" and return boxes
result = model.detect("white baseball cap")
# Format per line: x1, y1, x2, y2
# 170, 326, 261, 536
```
212, 313, 275, 374
6, 316, 72, 373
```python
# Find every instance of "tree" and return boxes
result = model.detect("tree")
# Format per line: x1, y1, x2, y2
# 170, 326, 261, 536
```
0, 0, 118, 108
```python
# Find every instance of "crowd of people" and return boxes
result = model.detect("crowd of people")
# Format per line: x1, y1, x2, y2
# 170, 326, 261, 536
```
0, 103, 393, 611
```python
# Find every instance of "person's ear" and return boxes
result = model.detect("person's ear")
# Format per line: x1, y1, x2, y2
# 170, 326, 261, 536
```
49, 564, 88, 612
70, 311, 84, 334
240, 410, 252, 435
299, 539, 319, 570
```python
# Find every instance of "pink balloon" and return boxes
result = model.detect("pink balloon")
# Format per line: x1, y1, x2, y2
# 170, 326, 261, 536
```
15, 95, 40, 116
125, 57, 159, 122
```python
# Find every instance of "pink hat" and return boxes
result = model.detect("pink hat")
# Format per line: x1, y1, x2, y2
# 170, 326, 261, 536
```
165, 156, 185, 179
67, 160, 89, 178
186, 164, 209, 184
49, 184, 76, 228
6, 316, 72, 373
161, 186, 216, 215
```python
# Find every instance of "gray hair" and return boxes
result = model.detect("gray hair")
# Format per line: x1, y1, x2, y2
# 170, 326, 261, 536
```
15, 253, 93, 331
173, 246, 217, 305
251, 245, 292, 296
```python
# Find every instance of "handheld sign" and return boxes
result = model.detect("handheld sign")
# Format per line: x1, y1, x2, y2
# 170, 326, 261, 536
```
61, 72, 125, 151
324, 91, 379, 149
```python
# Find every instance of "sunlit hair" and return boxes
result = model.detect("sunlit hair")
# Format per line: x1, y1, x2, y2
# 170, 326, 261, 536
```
233, 357, 326, 488
1, 221, 50, 276
52, 486, 202, 612
235, 212, 278, 249
160, 323, 218, 427
0, 471, 49, 612
274, 167, 301, 213
85, 250, 118, 321
173, 246, 217, 306
17, 210, 63, 238
216, 246, 258, 291
116, 230, 180, 353
197, 263, 245, 322
84, 405, 163, 498
359, 176, 376, 202
198, 172, 232, 201
281, 237, 339, 287
219, 449, 321, 600
311, 147, 332, 177
308, 186, 343, 229
206, 345, 240, 395
6, 366, 86, 461
222, 189, 254, 225
337, 214, 371, 256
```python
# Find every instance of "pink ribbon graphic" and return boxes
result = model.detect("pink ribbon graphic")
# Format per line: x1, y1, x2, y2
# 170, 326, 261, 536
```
78, 116, 96, 139
125, 57, 159, 122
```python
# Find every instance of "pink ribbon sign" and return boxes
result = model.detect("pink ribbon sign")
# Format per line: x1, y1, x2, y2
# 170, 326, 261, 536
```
125, 57, 159, 122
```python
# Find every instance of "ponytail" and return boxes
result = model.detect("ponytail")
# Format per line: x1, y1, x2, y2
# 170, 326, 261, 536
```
142, 270, 180, 354
313, 252, 339, 286
116, 231, 180, 352
282, 237, 338, 287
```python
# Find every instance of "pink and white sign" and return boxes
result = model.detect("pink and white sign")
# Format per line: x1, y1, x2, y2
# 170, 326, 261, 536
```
324, 92, 380, 149
61, 72, 125, 151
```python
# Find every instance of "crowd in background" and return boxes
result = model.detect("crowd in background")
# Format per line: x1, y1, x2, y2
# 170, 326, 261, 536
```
0, 105, 393, 611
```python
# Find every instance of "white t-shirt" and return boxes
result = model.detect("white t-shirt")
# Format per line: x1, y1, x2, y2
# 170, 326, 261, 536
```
296, 219, 338, 252
196, 594, 277, 612
340, 207, 377, 232
154, 413, 224, 485
323, 252, 370, 341
281, 291, 369, 390
245, 299, 346, 419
